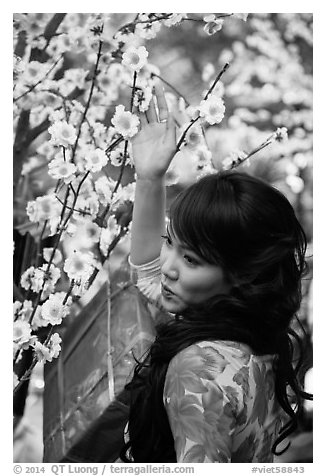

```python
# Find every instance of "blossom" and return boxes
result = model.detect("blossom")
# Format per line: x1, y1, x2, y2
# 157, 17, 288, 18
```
185, 125, 204, 149
33, 333, 62, 363
122, 46, 149, 72
21, 60, 46, 84
273, 127, 288, 142
84, 148, 108, 173
26, 193, 61, 223
31, 305, 50, 330
198, 95, 226, 125
18, 300, 34, 322
41, 91, 62, 109
133, 86, 152, 112
99, 217, 121, 256
222, 150, 248, 170
48, 156, 77, 183
81, 220, 101, 244
135, 22, 161, 40
48, 333, 62, 359
48, 120, 77, 147
233, 13, 249, 21
13, 301, 23, 319
202, 63, 215, 83
75, 192, 99, 218
20, 264, 61, 293
43, 247, 63, 265
203, 15, 224, 35
94, 176, 115, 206
111, 105, 139, 138
64, 250, 96, 281
20, 266, 36, 291
41, 293, 71, 326
13, 321, 33, 348
164, 14, 186, 27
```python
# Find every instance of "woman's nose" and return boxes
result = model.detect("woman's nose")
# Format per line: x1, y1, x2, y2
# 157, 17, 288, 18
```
161, 254, 179, 281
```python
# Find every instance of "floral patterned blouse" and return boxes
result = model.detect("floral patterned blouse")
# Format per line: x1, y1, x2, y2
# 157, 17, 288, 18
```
130, 257, 285, 463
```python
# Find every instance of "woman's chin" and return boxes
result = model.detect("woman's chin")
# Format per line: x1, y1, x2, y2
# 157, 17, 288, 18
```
161, 294, 186, 313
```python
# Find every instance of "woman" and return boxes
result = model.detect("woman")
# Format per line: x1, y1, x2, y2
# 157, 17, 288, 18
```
120, 83, 312, 463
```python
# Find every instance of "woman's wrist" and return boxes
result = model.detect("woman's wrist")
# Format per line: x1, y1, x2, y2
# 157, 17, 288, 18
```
136, 174, 166, 184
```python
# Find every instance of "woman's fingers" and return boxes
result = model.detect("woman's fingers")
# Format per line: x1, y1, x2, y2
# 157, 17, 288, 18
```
138, 111, 148, 128
145, 97, 158, 123
154, 81, 169, 122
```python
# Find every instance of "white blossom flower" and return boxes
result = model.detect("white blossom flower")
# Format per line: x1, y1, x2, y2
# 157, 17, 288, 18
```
203, 15, 224, 35
199, 95, 226, 125
33, 334, 62, 363
13, 301, 23, 318
41, 91, 62, 109
13, 321, 33, 347
30, 305, 47, 330
113, 30, 137, 48
94, 176, 115, 206
134, 86, 152, 112
122, 46, 149, 72
19, 300, 34, 322
20, 266, 36, 291
41, 293, 71, 325
111, 105, 139, 138
222, 150, 248, 170
48, 156, 77, 183
48, 333, 62, 359
135, 21, 161, 40
75, 192, 100, 218
72, 279, 90, 298
43, 247, 63, 265
84, 148, 108, 173
233, 13, 249, 21
82, 220, 101, 244
185, 126, 204, 149
21, 264, 61, 293
106, 63, 126, 83
99, 217, 121, 256
21, 60, 47, 84
64, 250, 96, 281
273, 127, 288, 142
109, 144, 133, 167
164, 14, 186, 27
26, 193, 61, 223
48, 120, 77, 148
202, 63, 215, 82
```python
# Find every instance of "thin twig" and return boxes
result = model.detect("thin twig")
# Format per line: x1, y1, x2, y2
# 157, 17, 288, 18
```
13, 55, 63, 103
71, 38, 103, 160
176, 63, 230, 152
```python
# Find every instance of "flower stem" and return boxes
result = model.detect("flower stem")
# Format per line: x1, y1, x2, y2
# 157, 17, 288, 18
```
71, 38, 103, 161
176, 63, 230, 152
13, 55, 63, 103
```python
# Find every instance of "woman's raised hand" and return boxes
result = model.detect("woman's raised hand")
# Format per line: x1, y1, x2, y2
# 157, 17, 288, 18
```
131, 81, 176, 180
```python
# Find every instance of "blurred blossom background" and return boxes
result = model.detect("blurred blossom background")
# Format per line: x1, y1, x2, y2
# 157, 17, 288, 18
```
13, 13, 313, 463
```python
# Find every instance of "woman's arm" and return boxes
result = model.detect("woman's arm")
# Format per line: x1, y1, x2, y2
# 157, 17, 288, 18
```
130, 82, 176, 265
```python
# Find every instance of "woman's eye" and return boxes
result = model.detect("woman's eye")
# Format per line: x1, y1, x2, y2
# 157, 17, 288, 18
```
184, 255, 199, 266
161, 234, 172, 247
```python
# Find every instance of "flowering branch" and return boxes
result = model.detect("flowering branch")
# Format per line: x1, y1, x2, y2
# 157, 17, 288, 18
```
175, 63, 229, 152
71, 37, 104, 160
13, 55, 63, 102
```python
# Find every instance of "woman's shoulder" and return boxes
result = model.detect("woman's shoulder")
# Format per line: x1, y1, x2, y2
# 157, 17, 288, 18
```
167, 340, 254, 375
164, 340, 276, 400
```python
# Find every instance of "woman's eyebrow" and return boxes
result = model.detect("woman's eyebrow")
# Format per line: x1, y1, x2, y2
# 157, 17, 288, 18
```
167, 225, 201, 257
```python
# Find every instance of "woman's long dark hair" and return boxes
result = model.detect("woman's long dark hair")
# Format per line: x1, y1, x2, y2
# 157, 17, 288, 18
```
120, 170, 312, 462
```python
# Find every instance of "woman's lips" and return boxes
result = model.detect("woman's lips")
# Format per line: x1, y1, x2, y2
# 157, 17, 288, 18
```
161, 283, 177, 298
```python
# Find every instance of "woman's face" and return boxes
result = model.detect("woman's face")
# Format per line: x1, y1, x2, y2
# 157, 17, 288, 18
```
160, 227, 230, 313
